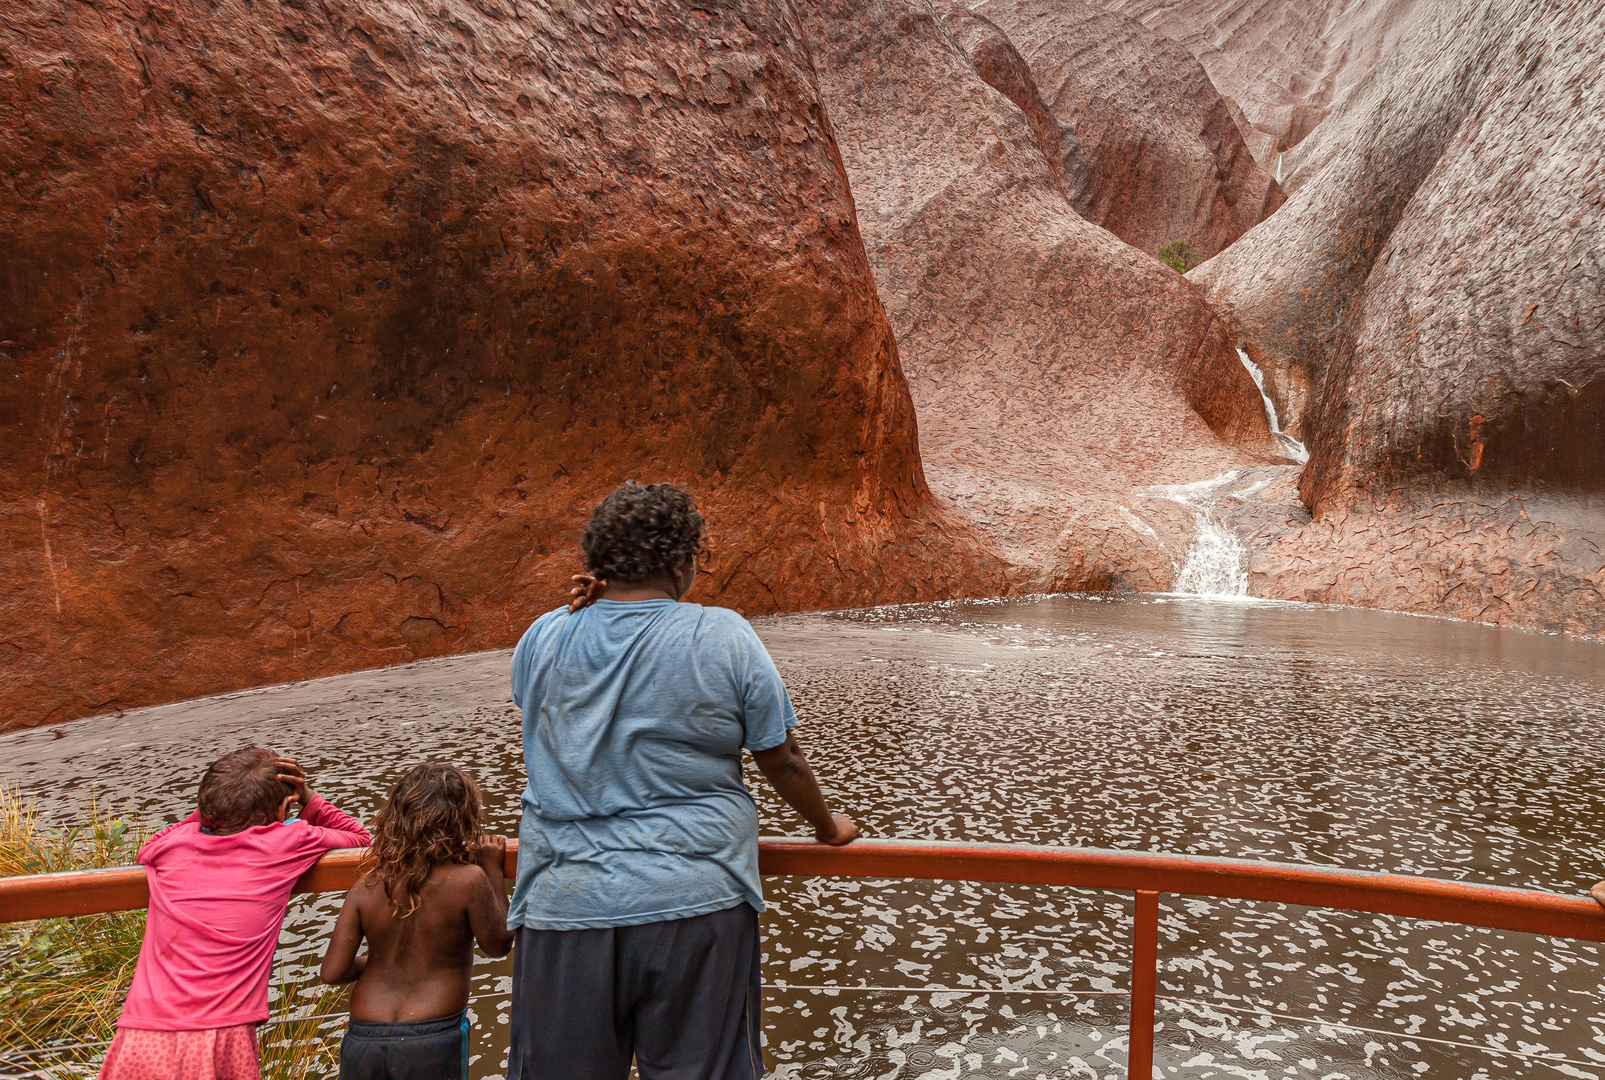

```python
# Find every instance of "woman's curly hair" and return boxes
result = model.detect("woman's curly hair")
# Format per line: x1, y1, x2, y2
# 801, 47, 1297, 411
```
581, 482, 707, 584
363, 763, 481, 918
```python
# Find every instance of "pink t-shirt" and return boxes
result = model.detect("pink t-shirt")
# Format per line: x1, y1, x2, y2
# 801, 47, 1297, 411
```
119, 794, 371, 1031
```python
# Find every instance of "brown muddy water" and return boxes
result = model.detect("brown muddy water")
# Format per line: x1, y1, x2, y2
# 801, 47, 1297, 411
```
4, 595, 1605, 1079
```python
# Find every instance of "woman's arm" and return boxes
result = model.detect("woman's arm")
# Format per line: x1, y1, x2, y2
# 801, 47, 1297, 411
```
752, 732, 859, 845
1591, 881, 1605, 910
320, 888, 368, 985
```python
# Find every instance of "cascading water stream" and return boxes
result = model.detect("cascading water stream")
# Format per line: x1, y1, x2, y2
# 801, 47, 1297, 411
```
1172, 514, 1249, 596
1147, 348, 1310, 597
1144, 471, 1251, 597
1236, 348, 1308, 463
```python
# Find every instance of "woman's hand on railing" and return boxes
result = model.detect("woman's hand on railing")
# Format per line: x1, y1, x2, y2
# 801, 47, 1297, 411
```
1590, 881, 1605, 910
814, 812, 860, 847
753, 733, 859, 847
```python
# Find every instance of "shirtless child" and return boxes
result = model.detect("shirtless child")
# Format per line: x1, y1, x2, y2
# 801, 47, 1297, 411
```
320, 764, 514, 1080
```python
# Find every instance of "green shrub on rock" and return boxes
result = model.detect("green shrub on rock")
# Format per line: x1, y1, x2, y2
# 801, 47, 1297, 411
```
1156, 240, 1201, 273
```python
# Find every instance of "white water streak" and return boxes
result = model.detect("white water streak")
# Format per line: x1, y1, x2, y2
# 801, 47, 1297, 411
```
1236, 349, 1309, 464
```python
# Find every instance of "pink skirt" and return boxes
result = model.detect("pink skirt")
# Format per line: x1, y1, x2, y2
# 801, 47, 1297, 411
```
98, 1025, 259, 1080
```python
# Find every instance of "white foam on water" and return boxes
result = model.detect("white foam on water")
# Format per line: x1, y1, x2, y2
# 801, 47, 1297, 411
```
1236, 348, 1309, 464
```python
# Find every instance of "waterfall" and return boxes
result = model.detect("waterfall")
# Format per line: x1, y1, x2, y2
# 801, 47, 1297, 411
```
1274, 152, 1284, 185
1236, 348, 1309, 464
1144, 472, 1250, 597
1172, 515, 1249, 596
1138, 352, 1311, 598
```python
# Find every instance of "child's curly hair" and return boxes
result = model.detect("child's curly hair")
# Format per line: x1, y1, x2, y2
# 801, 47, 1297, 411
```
364, 763, 482, 918
581, 481, 707, 584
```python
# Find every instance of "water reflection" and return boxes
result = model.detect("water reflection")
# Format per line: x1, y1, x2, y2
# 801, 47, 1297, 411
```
4, 595, 1604, 1078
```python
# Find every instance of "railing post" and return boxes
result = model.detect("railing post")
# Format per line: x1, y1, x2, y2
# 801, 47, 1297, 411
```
1128, 889, 1159, 1080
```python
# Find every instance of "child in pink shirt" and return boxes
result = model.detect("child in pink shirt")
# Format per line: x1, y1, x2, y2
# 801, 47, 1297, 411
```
98, 747, 371, 1080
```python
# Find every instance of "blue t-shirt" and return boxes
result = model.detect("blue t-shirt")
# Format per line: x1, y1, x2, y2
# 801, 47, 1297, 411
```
507, 598, 798, 929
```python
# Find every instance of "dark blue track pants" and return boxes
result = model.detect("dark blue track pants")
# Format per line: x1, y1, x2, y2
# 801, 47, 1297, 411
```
507, 904, 765, 1080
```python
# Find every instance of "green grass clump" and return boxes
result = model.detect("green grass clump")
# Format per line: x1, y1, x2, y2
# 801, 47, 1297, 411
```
0, 788, 149, 1051
0, 788, 349, 1077
1156, 239, 1202, 273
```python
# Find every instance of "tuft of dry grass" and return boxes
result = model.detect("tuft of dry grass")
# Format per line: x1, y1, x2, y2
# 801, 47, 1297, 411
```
0, 788, 352, 1079
259, 977, 350, 1080
0, 788, 150, 1051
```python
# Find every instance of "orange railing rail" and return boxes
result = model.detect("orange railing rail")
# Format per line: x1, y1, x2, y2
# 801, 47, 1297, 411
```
4, 838, 1604, 1078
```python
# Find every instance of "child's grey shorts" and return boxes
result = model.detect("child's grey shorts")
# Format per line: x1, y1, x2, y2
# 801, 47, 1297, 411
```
340, 1008, 468, 1080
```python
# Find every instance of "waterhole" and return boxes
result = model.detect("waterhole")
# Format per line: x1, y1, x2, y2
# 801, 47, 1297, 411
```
4, 595, 1604, 1079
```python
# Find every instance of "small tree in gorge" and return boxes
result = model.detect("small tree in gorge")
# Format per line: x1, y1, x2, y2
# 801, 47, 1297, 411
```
1156, 240, 1201, 273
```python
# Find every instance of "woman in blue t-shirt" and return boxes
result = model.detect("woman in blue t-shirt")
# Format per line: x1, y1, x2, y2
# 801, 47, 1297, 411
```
507, 481, 859, 1080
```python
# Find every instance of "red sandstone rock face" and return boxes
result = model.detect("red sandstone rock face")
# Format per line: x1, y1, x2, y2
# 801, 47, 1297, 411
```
1195, 0, 1605, 636
796, 0, 1279, 590
973, 0, 1284, 262
1092, 0, 1412, 177
1249, 494, 1605, 638
0, 0, 1004, 730
933, 3, 1089, 204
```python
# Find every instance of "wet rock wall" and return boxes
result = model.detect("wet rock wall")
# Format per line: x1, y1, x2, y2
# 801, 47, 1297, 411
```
1091, 0, 1415, 176
1196, 0, 1605, 635
795, 0, 1280, 592
0, 0, 1003, 729
975, 0, 1284, 262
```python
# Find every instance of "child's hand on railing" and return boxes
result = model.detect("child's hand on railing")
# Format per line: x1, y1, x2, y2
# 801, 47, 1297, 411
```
474, 834, 510, 880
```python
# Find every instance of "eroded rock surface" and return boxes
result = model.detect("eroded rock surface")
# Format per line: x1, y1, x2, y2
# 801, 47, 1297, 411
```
1093, 0, 1413, 179
1195, 0, 1605, 635
975, 0, 1284, 261
935, 2, 1089, 204
1251, 494, 1605, 637
0, 0, 1003, 729
797, 0, 1280, 590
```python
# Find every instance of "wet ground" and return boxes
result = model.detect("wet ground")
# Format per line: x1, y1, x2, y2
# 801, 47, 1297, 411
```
4, 595, 1605, 1079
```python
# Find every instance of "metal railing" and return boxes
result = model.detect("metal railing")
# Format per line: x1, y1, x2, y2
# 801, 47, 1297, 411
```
4, 838, 1604, 1078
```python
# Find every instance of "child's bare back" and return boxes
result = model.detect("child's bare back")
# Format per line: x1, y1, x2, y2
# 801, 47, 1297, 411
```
321, 764, 513, 1080
326, 846, 511, 1021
